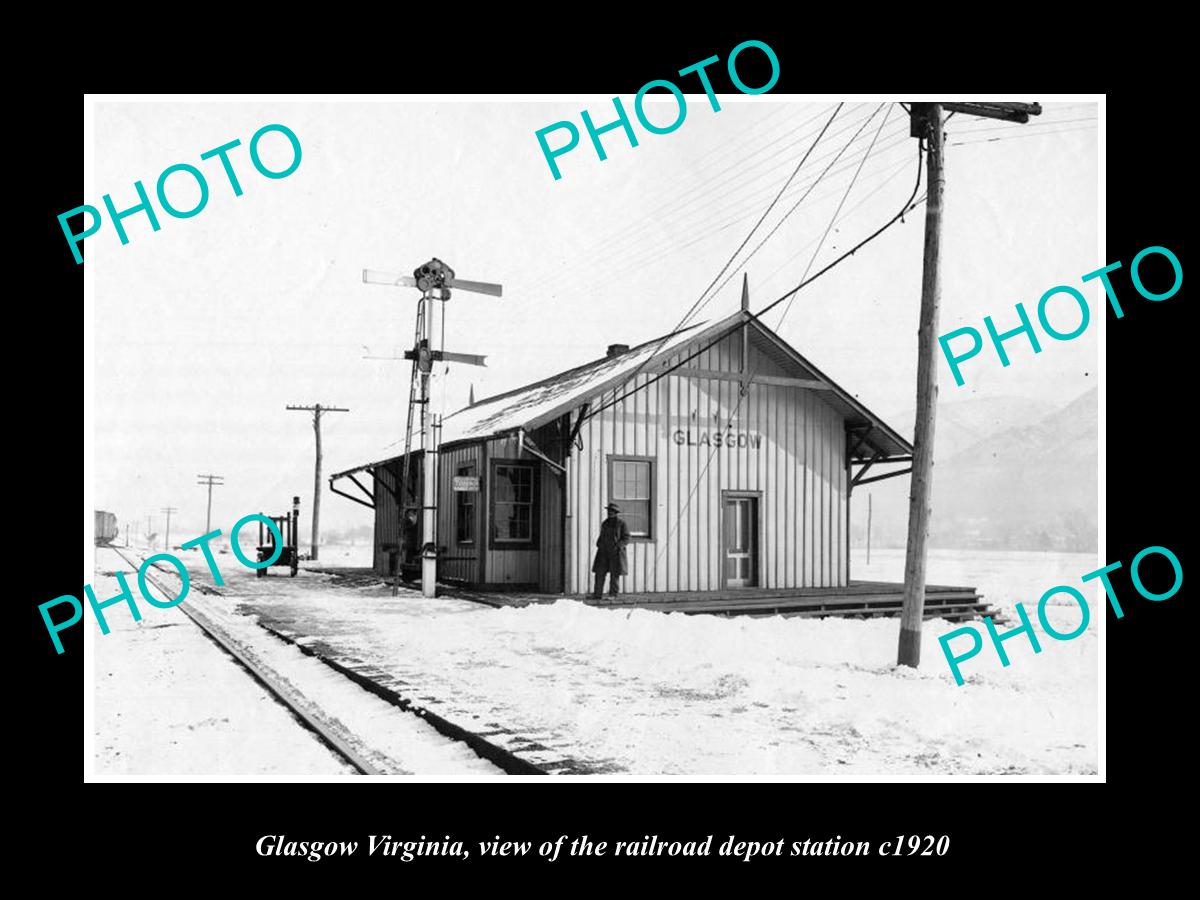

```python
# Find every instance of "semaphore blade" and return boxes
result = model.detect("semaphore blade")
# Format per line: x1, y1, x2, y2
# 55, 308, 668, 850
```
363, 269, 418, 288
445, 277, 503, 297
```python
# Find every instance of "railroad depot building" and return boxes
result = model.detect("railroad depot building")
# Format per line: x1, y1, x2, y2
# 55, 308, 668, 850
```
331, 293, 913, 596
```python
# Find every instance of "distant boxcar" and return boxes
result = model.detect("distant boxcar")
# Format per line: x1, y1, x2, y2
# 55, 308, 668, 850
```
95, 510, 118, 546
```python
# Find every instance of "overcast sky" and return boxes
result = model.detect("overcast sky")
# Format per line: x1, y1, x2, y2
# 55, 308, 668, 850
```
90, 97, 1098, 540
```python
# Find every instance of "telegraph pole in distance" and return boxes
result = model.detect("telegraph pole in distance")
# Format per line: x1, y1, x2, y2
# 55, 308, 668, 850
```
161, 506, 178, 551
196, 474, 224, 533
898, 101, 1041, 668
287, 403, 349, 562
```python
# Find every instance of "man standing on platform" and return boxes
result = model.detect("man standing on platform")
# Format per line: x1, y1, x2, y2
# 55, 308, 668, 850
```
590, 503, 630, 599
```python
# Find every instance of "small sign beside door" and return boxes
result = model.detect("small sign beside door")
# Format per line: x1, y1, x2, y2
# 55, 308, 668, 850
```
452, 476, 480, 492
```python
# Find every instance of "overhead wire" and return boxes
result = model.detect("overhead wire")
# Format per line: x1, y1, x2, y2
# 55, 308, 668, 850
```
580, 107, 916, 432
522, 103, 833, 291
658, 141, 916, 267
946, 115, 1097, 135
671, 103, 847, 336
527, 106, 890, 298
535, 105, 1096, 294
648, 105, 897, 566
544, 109, 1092, 293
947, 124, 1097, 147
540, 116, 902, 297
629, 109, 1088, 248
752, 152, 918, 294
685, 104, 890, 321
540, 142, 917, 318
546, 115, 912, 307
774, 104, 893, 327
581, 109, 923, 426
582, 103, 847, 424
603, 101, 799, 211
532, 105, 1096, 293
522, 104, 855, 293
532, 106, 1092, 293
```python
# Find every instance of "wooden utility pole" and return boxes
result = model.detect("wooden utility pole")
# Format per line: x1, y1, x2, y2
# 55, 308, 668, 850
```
161, 506, 178, 551
196, 473, 224, 533
898, 101, 1040, 668
287, 404, 348, 562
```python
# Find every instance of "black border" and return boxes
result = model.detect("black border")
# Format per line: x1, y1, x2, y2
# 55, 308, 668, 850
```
26, 16, 1197, 885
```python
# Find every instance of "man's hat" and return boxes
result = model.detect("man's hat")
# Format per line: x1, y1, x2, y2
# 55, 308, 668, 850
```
605, 503, 621, 513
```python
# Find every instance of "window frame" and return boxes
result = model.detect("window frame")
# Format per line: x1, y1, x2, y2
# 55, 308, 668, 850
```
488, 459, 539, 550
455, 463, 476, 546
607, 454, 656, 541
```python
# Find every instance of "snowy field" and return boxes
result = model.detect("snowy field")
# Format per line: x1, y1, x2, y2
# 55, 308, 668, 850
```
302, 542, 374, 569
100, 543, 1100, 777
854, 546, 1101, 617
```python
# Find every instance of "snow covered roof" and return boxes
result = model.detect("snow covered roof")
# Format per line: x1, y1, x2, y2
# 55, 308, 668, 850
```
332, 311, 911, 480
436, 317, 733, 446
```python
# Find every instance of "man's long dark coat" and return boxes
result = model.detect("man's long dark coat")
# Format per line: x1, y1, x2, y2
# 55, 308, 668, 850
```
592, 515, 631, 576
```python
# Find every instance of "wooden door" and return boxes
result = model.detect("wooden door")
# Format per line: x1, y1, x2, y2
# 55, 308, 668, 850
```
723, 494, 758, 588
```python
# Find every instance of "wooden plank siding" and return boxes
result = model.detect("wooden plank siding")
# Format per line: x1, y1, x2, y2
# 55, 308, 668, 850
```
430, 430, 565, 592
564, 328, 847, 595
371, 457, 416, 576
435, 443, 483, 584
380, 327, 851, 594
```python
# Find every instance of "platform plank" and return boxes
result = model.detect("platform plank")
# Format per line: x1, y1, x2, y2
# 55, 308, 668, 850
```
364, 576, 1004, 624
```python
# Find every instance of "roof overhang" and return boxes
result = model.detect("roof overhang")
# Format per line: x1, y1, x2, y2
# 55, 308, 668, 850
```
332, 309, 915, 496
744, 312, 913, 461
328, 451, 423, 510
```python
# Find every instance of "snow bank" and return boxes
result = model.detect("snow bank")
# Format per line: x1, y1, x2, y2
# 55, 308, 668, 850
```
211, 560, 1096, 775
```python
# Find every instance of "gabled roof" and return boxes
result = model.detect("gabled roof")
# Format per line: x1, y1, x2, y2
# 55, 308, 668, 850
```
333, 310, 910, 481
741, 313, 913, 459
437, 316, 732, 446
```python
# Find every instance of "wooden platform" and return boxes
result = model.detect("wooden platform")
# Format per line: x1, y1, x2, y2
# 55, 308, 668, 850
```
445, 580, 1002, 623
577, 580, 999, 622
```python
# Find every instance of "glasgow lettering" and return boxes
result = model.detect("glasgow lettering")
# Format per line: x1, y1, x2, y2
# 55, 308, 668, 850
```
672, 429, 762, 448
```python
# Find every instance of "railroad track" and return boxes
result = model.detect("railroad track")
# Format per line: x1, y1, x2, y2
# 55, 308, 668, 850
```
110, 546, 383, 774
106, 546, 547, 776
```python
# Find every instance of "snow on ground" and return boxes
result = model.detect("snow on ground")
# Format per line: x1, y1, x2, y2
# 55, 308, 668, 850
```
301, 542, 374, 569
174, 547, 1097, 776
93, 560, 355, 776
93, 547, 502, 776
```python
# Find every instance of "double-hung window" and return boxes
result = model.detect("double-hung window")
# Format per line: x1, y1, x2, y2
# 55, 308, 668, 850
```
455, 464, 476, 544
491, 461, 537, 546
608, 456, 654, 539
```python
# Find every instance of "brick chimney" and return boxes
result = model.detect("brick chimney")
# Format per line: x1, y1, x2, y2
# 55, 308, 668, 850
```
606, 343, 630, 358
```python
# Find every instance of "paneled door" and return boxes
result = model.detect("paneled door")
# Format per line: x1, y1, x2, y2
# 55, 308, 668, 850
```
723, 493, 759, 588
